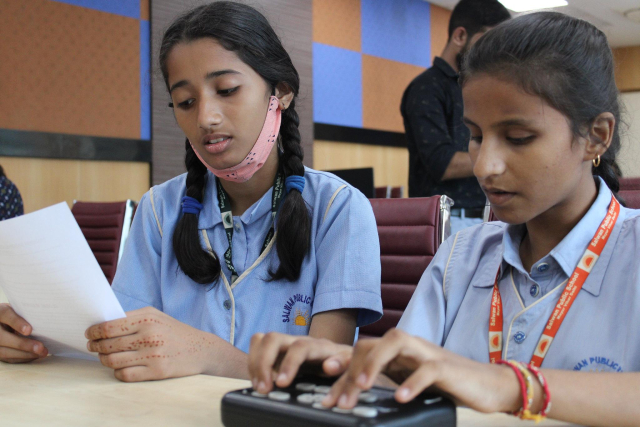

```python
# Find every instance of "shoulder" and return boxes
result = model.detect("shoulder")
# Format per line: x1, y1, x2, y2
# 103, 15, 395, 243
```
615, 207, 640, 247
146, 173, 188, 214
442, 222, 506, 273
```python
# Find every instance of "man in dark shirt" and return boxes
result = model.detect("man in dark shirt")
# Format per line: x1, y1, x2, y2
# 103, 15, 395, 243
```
401, 0, 509, 233
0, 165, 24, 221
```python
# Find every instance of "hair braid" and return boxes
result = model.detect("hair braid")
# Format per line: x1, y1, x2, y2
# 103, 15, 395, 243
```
271, 103, 311, 281
172, 139, 222, 284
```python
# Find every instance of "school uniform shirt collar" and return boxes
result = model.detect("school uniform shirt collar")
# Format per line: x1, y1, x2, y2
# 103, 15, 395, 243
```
197, 171, 275, 229
478, 177, 624, 296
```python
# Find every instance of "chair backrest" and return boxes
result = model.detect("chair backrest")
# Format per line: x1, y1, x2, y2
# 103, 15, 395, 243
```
620, 177, 640, 191
390, 186, 404, 198
360, 195, 452, 338
620, 190, 640, 210
71, 200, 136, 284
375, 186, 391, 198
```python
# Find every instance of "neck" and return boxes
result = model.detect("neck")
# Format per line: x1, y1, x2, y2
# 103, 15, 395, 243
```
519, 174, 598, 272
218, 146, 279, 216
440, 44, 460, 73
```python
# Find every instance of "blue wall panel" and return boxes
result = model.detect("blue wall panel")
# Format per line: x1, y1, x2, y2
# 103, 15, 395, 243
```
361, 0, 430, 67
50, 0, 140, 19
313, 43, 363, 128
140, 19, 150, 140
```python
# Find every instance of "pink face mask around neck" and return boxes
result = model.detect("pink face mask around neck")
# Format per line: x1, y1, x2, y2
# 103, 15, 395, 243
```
190, 96, 282, 182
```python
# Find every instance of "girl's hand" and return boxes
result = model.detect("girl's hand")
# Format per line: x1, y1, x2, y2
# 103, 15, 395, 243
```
86, 307, 221, 382
323, 328, 522, 414
248, 332, 353, 394
0, 303, 48, 363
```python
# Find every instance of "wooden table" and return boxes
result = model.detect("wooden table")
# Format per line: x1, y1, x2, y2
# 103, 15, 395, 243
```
0, 357, 576, 426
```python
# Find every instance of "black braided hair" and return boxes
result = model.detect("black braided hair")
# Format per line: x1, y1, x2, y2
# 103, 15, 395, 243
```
271, 101, 311, 281
159, 2, 311, 284
172, 139, 222, 284
460, 12, 623, 197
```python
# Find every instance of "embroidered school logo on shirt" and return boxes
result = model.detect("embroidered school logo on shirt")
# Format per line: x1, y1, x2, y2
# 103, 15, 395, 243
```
282, 293, 313, 325
573, 357, 623, 372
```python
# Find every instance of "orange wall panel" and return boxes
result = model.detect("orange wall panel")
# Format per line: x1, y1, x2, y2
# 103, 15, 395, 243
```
430, 5, 451, 62
313, 0, 361, 51
0, 0, 140, 139
362, 55, 424, 133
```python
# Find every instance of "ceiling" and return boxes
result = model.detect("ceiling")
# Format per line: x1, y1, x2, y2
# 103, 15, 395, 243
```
427, 0, 640, 47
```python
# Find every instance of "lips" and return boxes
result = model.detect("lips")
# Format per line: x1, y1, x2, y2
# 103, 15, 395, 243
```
201, 133, 232, 155
482, 186, 516, 206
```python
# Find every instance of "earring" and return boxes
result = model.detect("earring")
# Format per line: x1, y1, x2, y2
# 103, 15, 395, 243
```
593, 155, 601, 168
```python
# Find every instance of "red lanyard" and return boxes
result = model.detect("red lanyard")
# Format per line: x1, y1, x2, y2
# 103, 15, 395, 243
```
489, 195, 620, 367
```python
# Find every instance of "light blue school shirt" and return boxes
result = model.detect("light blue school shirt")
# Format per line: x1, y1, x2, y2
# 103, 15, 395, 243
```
112, 167, 383, 353
398, 177, 640, 372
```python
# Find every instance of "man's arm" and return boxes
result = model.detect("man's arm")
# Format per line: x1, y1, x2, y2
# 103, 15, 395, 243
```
403, 83, 475, 183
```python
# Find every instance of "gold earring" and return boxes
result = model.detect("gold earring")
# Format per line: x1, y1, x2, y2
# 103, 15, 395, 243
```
593, 155, 601, 168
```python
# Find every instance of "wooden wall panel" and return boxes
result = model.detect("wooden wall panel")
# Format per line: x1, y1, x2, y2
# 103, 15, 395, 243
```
151, 0, 313, 186
613, 46, 640, 92
0, 157, 150, 214
313, 141, 409, 192
430, 4, 452, 62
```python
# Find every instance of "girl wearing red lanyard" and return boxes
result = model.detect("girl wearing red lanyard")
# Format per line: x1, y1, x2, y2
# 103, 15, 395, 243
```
246, 12, 640, 425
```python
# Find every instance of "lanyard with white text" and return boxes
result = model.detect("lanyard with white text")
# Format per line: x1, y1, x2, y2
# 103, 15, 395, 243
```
216, 170, 285, 283
489, 195, 620, 367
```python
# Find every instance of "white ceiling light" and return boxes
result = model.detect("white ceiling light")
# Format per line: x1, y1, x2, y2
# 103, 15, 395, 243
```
624, 8, 640, 24
498, 0, 568, 12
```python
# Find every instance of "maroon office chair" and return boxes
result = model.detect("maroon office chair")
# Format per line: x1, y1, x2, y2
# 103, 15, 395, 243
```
620, 190, 640, 209
360, 195, 453, 338
375, 186, 391, 198
71, 200, 136, 284
390, 186, 404, 198
620, 177, 640, 191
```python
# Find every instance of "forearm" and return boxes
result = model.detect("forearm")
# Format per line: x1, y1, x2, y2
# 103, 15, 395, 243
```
309, 309, 358, 345
200, 332, 250, 380
541, 370, 640, 426
440, 152, 474, 181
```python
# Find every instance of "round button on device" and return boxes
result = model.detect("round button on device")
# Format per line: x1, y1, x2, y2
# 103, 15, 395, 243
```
296, 393, 315, 404
314, 385, 331, 394
251, 391, 267, 398
514, 331, 526, 344
295, 383, 316, 392
353, 406, 378, 418
332, 407, 352, 414
312, 394, 327, 403
268, 391, 291, 401
312, 402, 329, 410
358, 392, 378, 403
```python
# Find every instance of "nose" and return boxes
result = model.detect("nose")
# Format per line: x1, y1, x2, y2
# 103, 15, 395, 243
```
472, 136, 507, 182
197, 96, 223, 132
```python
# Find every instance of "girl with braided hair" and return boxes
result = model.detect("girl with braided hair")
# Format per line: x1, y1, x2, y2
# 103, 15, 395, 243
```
0, 2, 382, 381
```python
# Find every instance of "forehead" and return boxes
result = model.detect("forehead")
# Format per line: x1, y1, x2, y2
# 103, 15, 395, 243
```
165, 38, 251, 83
462, 74, 555, 124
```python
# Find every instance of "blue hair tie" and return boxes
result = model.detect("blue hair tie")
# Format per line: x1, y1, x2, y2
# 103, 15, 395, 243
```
181, 196, 203, 215
285, 175, 305, 194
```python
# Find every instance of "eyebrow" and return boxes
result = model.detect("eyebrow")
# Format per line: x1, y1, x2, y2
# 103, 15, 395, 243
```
168, 69, 241, 94
462, 117, 536, 129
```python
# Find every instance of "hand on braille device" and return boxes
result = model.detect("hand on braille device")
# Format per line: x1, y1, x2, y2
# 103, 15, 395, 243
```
248, 330, 528, 419
221, 375, 456, 426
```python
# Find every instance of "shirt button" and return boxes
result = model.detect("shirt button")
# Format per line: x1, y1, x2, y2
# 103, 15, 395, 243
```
234, 222, 241, 232
530, 284, 540, 297
537, 263, 549, 273
223, 299, 232, 310
514, 331, 526, 344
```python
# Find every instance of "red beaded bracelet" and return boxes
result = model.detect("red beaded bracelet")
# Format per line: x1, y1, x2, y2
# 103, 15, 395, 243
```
496, 360, 529, 415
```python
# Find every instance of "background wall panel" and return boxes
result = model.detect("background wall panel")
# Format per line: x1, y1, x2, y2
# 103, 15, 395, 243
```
0, 157, 149, 214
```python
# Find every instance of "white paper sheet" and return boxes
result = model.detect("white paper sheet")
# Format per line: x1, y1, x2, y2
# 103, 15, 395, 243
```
0, 202, 126, 359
